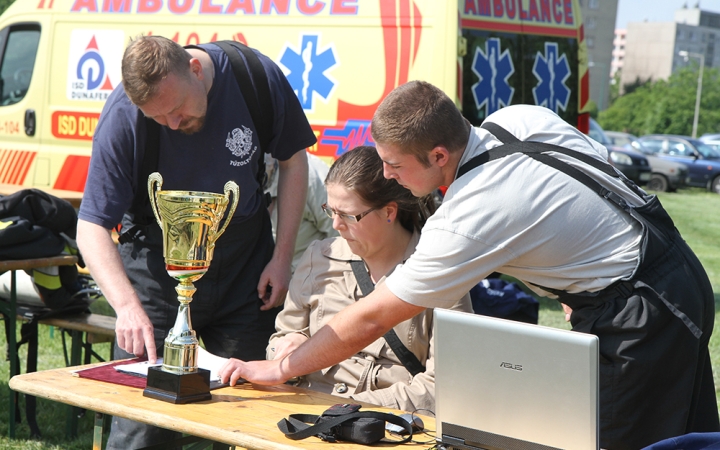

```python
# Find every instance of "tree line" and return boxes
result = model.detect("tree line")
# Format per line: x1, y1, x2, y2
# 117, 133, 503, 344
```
0, 0, 13, 16
598, 64, 720, 137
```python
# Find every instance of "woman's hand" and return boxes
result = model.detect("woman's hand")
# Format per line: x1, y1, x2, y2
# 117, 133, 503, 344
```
272, 332, 309, 360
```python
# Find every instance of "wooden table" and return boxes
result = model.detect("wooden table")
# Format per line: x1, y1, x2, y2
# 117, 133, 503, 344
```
0, 255, 79, 438
0, 183, 83, 208
10, 364, 437, 449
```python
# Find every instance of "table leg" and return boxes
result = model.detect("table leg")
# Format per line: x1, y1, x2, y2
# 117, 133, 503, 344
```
22, 321, 40, 437
7, 270, 18, 438
65, 329, 83, 438
92, 412, 104, 450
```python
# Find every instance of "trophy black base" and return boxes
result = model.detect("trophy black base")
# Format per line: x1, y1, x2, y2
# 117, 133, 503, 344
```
143, 366, 212, 404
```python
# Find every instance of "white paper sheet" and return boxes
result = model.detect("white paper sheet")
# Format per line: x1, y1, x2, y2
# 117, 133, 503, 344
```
114, 347, 228, 382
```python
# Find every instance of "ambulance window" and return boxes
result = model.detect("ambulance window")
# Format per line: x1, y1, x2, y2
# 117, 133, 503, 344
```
0, 25, 40, 106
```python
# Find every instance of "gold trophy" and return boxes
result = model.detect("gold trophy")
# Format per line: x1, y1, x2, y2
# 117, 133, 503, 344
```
143, 172, 239, 404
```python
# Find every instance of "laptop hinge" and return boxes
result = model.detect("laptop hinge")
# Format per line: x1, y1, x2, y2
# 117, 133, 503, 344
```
438, 434, 487, 450
441, 423, 562, 450
443, 435, 466, 447
440, 434, 488, 450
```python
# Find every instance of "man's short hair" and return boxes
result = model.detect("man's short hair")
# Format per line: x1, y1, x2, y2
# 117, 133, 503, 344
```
122, 35, 192, 106
371, 80, 470, 167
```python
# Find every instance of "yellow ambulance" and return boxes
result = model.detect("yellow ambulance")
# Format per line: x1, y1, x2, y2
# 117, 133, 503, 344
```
0, 0, 588, 193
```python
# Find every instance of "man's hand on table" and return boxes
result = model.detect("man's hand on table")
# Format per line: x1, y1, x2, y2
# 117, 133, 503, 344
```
219, 358, 291, 386
115, 303, 157, 363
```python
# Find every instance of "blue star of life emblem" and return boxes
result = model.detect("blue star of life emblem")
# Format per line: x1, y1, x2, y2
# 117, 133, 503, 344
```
471, 37, 515, 116
532, 42, 571, 113
279, 35, 337, 111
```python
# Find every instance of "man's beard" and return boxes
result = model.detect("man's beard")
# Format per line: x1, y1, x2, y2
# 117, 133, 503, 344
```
178, 115, 206, 135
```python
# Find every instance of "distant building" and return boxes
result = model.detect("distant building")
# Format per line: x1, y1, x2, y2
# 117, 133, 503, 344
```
579, 0, 619, 111
611, 29, 626, 79
620, 6, 720, 93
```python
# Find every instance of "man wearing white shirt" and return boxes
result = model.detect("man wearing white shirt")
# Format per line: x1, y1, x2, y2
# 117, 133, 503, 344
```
221, 81, 719, 449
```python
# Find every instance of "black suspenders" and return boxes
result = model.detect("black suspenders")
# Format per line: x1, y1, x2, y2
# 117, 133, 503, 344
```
457, 122, 703, 338
349, 260, 426, 377
458, 122, 647, 214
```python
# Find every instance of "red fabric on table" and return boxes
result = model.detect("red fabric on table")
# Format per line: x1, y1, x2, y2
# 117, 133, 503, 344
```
74, 358, 148, 389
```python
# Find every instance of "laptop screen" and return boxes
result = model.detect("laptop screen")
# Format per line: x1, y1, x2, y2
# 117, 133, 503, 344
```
433, 309, 599, 450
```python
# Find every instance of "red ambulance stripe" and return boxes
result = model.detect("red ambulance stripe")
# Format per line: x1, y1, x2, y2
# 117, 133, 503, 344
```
380, 0, 399, 91
580, 70, 589, 109
9, 151, 29, 184
412, 2, 422, 64
337, 0, 401, 120
7, 151, 23, 184
16, 152, 36, 185
335, 0, 422, 122
398, 0, 411, 85
2, 151, 20, 183
461, 18, 578, 38
0, 150, 9, 181
53, 155, 90, 192
5, 152, 18, 183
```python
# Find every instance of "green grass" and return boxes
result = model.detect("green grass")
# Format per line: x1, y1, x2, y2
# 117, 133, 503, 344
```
658, 189, 720, 412
1, 300, 115, 449
1, 188, 720, 448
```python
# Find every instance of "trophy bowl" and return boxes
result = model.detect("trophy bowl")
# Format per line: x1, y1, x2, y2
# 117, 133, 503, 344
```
143, 172, 239, 404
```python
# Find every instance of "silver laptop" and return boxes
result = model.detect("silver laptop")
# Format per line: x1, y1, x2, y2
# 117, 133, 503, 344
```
434, 309, 599, 450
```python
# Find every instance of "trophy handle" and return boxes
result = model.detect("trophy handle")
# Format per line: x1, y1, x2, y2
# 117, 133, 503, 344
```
148, 172, 164, 228
213, 180, 240, 241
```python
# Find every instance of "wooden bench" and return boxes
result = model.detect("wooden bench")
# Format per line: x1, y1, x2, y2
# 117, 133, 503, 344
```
5, 311, 116, 439
38, 313, 116, 438
0, 255, 79, 438
1, 256, 116, 438
40, 313, 116, 365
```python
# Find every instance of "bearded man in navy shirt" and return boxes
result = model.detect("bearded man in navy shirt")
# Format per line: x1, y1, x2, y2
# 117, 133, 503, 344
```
77, 35, 316, 449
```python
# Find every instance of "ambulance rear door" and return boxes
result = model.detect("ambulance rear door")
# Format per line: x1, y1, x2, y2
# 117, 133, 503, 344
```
459, 0, 589, 129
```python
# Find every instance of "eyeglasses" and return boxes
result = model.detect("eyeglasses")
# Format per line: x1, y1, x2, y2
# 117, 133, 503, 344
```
322, 203, 376, 223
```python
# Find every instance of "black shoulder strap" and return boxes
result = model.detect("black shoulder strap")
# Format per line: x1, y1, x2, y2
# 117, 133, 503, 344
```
457, 122, 647, 201
350, 260, 375, 296
349, 260, 426, 377
277, 410, 412, 443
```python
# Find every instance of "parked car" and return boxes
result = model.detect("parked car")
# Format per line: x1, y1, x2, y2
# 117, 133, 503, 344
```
588, 119, 651, 186
700, 133, 720, 151
627, 146, 689, 192
605, 131, 638, 148
631, 134, 720, 193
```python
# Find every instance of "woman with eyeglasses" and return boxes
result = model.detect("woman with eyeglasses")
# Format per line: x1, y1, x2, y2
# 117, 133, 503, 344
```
222, 145, 472, 411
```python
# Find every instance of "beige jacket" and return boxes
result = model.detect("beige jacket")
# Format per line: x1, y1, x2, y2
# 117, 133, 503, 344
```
267, 232, 473, 412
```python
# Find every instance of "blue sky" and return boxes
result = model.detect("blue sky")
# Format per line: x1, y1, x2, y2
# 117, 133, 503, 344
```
616, 0, 720, 29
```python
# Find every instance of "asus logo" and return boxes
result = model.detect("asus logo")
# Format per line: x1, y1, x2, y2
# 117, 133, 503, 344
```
500, 362, 523, 371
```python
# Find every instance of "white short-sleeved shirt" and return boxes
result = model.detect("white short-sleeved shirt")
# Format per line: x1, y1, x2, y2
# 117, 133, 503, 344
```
386, 105, 645, 307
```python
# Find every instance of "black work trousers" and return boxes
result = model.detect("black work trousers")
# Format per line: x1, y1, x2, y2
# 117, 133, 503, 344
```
563, 234, 718, 450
